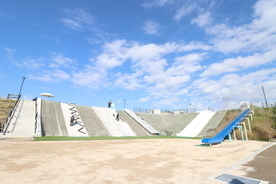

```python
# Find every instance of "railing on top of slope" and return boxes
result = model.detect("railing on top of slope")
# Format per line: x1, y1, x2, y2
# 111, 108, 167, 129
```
2, 95, 22, 135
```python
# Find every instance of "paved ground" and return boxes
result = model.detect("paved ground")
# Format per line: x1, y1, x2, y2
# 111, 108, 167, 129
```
0, 139, 274, 184
229, 143, 276, 184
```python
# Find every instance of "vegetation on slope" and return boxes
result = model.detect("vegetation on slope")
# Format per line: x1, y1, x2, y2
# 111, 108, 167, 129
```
247, 107, 276, 141
213, 107, 276, 141
0, 99, 16, 132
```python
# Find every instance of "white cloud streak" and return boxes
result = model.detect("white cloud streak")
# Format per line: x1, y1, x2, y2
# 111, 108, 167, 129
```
142, 20, 161, 35
29, 69, 70, 82
61, 8, 94, 30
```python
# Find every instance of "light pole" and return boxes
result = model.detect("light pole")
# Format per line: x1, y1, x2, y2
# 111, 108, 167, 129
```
262, 86, 268, 108
124, 99, 126, 109
223, 97, 229, 110
18, 77, 26, 97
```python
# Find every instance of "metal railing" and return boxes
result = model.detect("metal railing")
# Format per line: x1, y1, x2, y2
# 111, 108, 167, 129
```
133, 107, 196, 114
2, 95, 21, 134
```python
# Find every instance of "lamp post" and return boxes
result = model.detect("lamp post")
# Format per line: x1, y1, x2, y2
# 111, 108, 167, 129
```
223, 97, 229, 110
18, 77, 26, 97
262, 86, 268, 108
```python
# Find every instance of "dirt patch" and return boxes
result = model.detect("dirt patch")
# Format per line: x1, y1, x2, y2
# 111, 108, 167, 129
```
0, 139, 271, 184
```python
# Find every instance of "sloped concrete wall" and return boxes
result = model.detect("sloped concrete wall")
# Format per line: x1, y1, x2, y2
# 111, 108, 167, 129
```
197, 110, 228, 138
117, 110, 150, 136
136, 112, 199, 136
41, 100, 68, 136
76, 105, 110, 136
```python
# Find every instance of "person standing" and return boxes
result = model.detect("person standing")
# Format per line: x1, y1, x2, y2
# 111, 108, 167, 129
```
108, 101, 112, 108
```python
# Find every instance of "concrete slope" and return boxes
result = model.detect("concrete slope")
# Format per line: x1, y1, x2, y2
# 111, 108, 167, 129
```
41, 100, 68, 136
161, 113, 199, 136
124, 109, 159, 135
3, 100, 35, 138
197, 110, 228, 138
117, 110, 150, 136
92, 107, 135, 136
177, 111, 216, 137
76, 105, 110, 136
60, 103, 88, 137
92, 107, 125, 136
137, 113, 199, 135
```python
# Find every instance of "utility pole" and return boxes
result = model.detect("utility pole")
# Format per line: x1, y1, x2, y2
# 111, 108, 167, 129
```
262, 86, 268, 108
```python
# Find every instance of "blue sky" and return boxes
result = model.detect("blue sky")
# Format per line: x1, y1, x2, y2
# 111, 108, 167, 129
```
0, 0, 275, 111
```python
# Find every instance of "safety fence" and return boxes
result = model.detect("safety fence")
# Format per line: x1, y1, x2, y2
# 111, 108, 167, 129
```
133, 107, 196, 114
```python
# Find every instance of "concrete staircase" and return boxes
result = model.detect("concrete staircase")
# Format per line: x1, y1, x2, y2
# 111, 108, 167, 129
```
2, 100, 35, 138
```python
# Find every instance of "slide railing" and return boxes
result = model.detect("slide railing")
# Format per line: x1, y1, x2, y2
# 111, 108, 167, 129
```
201, 109, 250, 145
124, 109, 160, 135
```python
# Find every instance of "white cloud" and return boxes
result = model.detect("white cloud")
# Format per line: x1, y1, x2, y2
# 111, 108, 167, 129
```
71, 65, 108, 89
253, 0, 276, 29
191, 11, 212, 27
14, 57, 45, 69
201, 49, 276, 77
138, 97, 150, 103
3, 47, 16, 59
70, 40, 209, 102
204, 0, 276, 54
174, 3, 196, 21
142, 20, 161, 35
94, 39, 129, 69
193, 68, 276, 108
168, 53, 205, 74
142, 0, 172, 8
178, 41, 212, 52
61, 18, 82, 30
61, 8, 94, 30
49, 53, 76, 68
29, 69, 70, 82
115, 71, 144, 90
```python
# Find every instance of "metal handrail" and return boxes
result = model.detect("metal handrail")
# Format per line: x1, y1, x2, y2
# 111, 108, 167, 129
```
34, 99, 38, 133
2, 95, 21, 134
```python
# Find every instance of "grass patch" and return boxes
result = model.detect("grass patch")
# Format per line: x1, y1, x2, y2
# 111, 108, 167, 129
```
194, 144, 212, 147
33, 135, 199, 141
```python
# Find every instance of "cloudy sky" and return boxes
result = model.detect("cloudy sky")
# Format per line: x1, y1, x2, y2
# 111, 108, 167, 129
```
0, 0, 275, 111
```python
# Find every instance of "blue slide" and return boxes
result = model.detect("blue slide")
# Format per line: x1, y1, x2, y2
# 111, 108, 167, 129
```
201, 109, 250, 145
